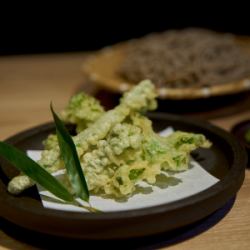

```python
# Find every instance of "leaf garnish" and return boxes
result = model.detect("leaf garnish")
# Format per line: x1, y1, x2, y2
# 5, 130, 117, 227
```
50, 103, 89, 202
0, 142, 74, 202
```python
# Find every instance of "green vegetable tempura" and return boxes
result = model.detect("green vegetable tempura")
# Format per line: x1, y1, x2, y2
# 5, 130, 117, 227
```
61, 92, 104, 133
8, 80, 211, 198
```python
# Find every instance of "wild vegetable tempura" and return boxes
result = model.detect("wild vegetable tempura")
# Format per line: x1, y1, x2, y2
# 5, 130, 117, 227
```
8, 80, 211, 197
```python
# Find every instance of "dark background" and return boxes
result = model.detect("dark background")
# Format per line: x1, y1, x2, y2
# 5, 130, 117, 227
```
1, 6, 249, 55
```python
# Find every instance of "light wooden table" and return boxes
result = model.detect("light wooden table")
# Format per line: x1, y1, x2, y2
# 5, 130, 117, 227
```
0, 53, 249, 250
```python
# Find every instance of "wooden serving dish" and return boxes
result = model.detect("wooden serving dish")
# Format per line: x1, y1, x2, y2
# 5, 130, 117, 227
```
0, 113, 247, 239
82, 37, 250, 100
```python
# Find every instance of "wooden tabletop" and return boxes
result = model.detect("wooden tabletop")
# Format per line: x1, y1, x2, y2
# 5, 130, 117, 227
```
0, 53, 249, 250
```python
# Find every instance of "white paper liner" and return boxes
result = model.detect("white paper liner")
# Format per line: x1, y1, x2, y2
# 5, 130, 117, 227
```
27, 127, 219, 212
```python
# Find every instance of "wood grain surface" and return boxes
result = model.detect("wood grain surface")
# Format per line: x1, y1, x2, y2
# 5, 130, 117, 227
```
0, 52, 249, 250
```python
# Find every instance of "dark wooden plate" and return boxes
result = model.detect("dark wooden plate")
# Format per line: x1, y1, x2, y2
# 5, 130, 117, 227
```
0, 113, 247, 239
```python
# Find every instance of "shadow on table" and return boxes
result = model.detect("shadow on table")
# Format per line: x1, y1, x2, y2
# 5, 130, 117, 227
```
0, 197, 235, 250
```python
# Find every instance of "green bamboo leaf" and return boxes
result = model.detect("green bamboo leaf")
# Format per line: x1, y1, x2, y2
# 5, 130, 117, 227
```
0, 141, 74, 202
51, 104, 89, 202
